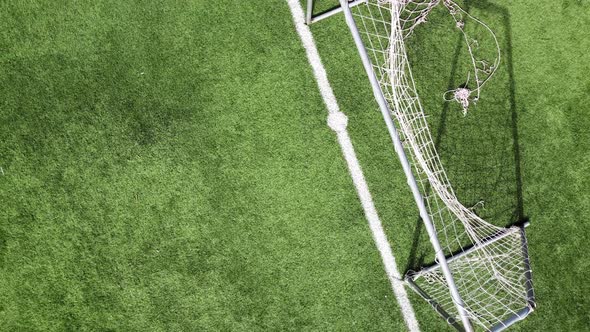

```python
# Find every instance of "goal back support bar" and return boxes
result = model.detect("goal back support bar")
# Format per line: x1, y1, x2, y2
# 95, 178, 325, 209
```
405, 224, 535, 332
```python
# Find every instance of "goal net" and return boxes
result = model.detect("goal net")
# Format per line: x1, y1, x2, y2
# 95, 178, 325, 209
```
334, 0, 536, 331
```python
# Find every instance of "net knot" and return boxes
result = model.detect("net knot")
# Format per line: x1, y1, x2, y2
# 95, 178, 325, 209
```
443, 87, 473, 115
453, 88, 471, 115
417, 15, 428, 24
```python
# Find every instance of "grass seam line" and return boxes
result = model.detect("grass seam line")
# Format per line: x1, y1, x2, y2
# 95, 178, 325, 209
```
286, 1, 420, 331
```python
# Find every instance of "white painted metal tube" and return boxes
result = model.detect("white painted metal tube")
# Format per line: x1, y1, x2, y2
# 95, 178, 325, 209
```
306, 0, 313, 25
306, 0, 367, 24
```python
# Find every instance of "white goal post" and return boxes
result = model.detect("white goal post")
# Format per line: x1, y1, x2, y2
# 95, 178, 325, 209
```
305, 1, 536, 331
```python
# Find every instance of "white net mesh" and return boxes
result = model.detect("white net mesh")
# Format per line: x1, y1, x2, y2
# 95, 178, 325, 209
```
348, 0, 534, 330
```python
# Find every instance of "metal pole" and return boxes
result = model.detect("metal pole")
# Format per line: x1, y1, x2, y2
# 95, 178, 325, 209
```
337, 1, 474, 331
308, 0, 367, 24
306, 0, 313, 25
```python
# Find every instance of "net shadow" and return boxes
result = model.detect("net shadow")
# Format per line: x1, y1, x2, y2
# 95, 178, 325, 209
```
404, 0, 527, 274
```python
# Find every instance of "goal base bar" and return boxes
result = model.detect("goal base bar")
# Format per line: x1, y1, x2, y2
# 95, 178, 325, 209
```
405, 224, 536, 332
306, 0, 367, 25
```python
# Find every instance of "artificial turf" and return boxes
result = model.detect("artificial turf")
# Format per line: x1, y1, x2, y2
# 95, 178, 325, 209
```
0, 0, 589, 331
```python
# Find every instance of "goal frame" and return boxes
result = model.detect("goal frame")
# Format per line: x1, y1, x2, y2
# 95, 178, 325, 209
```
305, 0, 367, 24
405, 223, 535, 332
305, 1, 536, 331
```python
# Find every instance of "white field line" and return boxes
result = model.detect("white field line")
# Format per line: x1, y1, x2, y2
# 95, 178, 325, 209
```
286, 1, 420, 331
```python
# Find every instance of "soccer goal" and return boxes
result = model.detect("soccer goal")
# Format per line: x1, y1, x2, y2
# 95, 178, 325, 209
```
306, 1, 535, 331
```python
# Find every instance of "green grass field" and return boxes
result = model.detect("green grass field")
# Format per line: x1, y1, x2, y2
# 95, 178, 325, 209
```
1, 0, 589, 331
